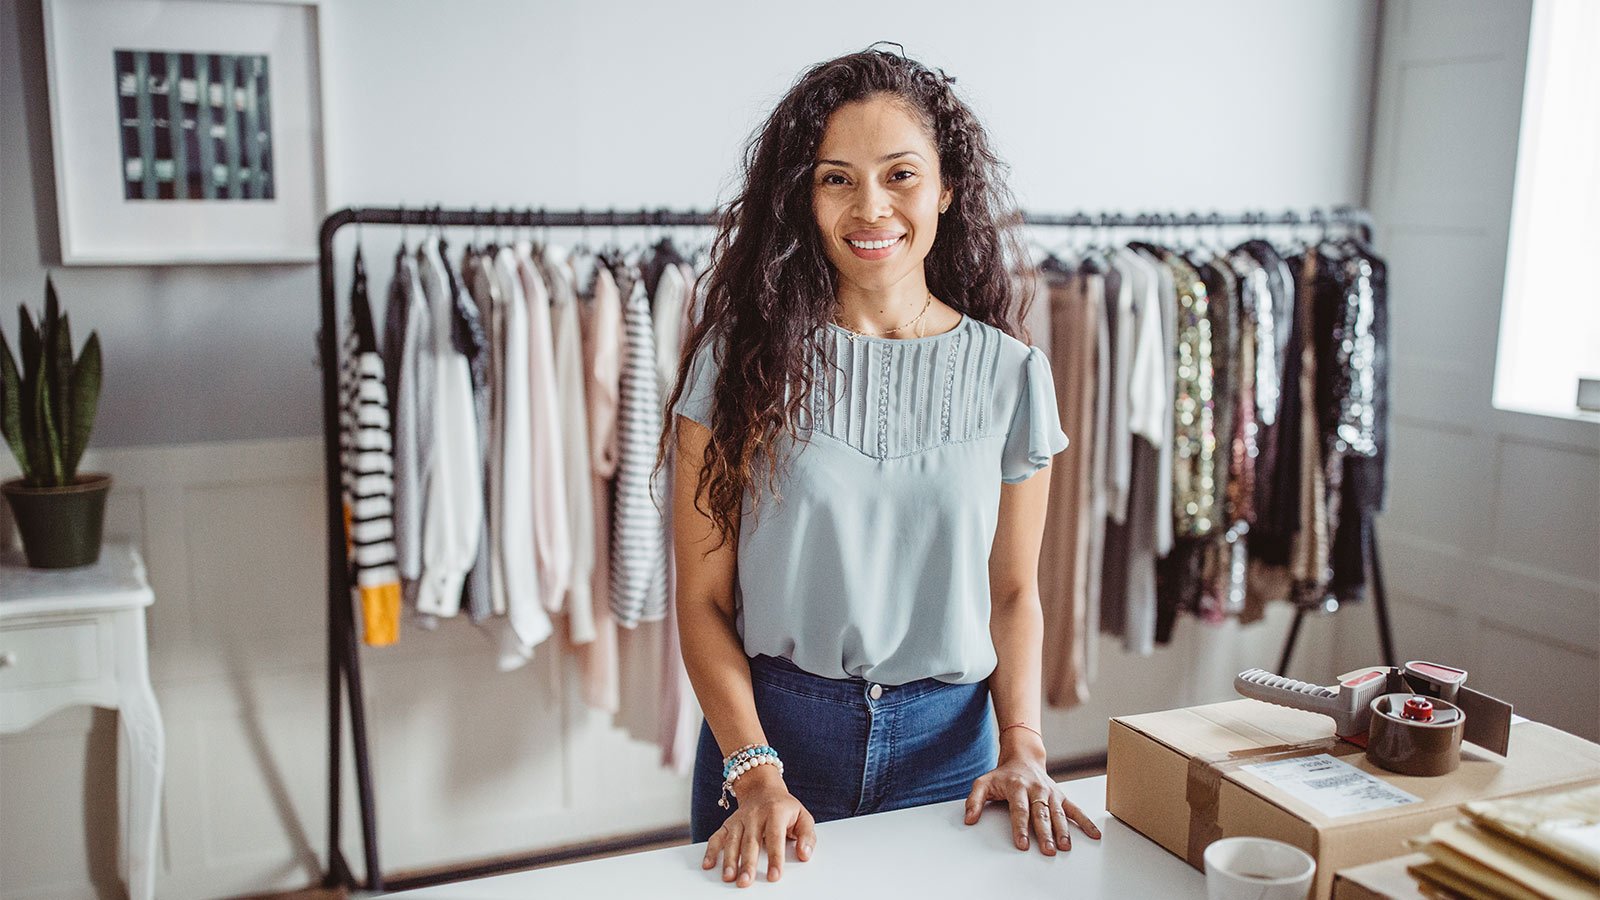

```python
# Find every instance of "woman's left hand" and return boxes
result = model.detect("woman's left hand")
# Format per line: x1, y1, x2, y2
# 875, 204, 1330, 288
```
962, 750, 1103, 854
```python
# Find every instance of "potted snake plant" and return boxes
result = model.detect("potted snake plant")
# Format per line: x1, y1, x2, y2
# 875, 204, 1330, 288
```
0, 276, 108, 568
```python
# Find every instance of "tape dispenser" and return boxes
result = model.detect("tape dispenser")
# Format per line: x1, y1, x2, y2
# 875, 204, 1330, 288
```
1234, 661, 1514, 776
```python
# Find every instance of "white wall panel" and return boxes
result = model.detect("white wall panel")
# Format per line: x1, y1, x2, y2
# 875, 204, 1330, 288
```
1333, 0, 1599, 746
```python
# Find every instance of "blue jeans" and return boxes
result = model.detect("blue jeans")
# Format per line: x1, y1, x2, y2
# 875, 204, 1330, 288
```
690, 653, 998, 843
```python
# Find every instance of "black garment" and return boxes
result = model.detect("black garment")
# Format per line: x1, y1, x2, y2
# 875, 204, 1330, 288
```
381, 244, 411, 414
1155, 536, 1205, 644
1327, 243, 1389, 603
1235, 239, 1294, 548
350, 247, 379, 350
1251, 247, 1310, 567
641, 237, 687, 303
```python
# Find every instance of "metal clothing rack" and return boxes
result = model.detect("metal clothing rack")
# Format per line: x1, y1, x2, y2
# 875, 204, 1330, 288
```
315, 203, 1387, 893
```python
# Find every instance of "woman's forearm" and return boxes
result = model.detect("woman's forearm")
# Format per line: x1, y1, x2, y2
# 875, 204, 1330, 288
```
987, 590, 1049, 764
677, 599, 771, 758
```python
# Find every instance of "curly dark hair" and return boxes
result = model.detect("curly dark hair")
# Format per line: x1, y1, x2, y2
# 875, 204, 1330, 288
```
656, 45, 1032, 551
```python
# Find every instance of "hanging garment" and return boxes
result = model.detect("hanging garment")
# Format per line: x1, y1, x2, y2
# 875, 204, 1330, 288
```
1097, 252, 1135, 641
1238, 239, 1295, 548
1100, 246, 1167, 656
1164, 249, 1220, 539
547, 244, 599, 646
1103, 256, 1135, 525
1224, 248, 1266, 529
1287, 247, 1332, 608
1147, 250, 1178, 562
466, 250, 510, 616
414, 237, 484, 618
1195, 254, 1241, 623
652, 262, 688, 397
1143, 247, 1215, 641
381, 248, 433, 611
491, 246, 553, 668
1224, 248, 1266, 622
448, 243, 494, 623
677, 262, 700, 353
575, 258, 624, 713
1252, 243, 1308, 570
1039, 271, 1096, 708
610, 263, 669, 629
657, 260, 702, 776
518, 242, 574, 617
340, 248, 401, 647
1320, 242, 1389, 605
1082, 258, 1111, 681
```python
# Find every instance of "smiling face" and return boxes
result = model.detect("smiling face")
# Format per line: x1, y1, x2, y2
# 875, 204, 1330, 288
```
811, 93, 953, 296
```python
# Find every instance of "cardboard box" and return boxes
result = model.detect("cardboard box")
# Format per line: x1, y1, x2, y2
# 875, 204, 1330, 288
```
1105, 699, 1600, 900
1332, 852, 1430, 899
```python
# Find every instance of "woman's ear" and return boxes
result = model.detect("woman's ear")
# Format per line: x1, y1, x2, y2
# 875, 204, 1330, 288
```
939, 186, 953, 214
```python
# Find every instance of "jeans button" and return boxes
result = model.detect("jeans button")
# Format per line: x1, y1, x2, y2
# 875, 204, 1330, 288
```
869, 683, 884, 700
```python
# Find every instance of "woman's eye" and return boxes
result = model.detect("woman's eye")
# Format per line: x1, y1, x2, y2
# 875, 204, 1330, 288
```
891, 170, 916, 181
822, 173, 847, 185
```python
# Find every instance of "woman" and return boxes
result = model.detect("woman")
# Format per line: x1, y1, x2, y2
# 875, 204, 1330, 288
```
660, 45, 1102, 888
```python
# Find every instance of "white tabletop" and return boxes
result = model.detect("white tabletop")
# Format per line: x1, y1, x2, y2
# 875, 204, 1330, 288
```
388, 775, 1204, 898
0, 542, 152, 618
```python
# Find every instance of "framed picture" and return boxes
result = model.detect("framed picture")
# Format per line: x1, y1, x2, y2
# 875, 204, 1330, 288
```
43, 0, 325, 265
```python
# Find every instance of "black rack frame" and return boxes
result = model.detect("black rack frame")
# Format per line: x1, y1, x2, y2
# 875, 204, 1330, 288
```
315, 203, 1387, 893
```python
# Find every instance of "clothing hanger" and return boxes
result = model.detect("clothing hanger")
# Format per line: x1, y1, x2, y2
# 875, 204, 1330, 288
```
1177, 212, 1209, 261
1203, 211, 1227, 257
350, 238, 375, 335
434, 205, 455, 261
1275, 210, 1302, 257
484, 206, 504, 256
395, 203, 410, 259
1124, 213, 1163, 259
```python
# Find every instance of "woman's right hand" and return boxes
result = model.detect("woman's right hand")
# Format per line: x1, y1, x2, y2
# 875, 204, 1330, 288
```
701, 765, 817, 887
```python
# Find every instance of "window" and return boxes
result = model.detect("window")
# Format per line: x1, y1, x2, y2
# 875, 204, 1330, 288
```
1492, 0, 1600, 420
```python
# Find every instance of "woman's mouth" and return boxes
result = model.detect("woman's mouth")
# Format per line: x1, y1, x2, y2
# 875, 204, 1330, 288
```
845, 234, 904, 260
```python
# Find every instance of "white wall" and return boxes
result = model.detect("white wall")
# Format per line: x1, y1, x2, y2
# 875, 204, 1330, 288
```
0, 1, 1383, 897
1328, 0, 1600, 740
2, 0, 1378, 447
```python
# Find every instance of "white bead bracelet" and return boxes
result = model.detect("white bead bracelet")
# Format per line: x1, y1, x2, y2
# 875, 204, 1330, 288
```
717, 754, 784, 809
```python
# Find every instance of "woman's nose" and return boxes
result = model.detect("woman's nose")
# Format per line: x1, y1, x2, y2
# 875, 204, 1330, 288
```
851, 181, 894, 222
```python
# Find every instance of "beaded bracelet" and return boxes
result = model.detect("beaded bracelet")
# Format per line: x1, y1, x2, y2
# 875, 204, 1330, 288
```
723, 742, 766, 760
721, 744, 773, 772
722, 745, 778, 780
718, 754, 784, 810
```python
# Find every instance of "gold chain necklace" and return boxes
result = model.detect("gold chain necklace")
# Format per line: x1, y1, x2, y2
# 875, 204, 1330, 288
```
833, 291, 934, 343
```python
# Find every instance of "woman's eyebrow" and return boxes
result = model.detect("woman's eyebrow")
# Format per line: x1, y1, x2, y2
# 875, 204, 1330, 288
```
814, 151, 924, 168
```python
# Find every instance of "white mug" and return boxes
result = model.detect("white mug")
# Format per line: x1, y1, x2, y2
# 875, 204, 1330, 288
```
1203, 836, 1316, 900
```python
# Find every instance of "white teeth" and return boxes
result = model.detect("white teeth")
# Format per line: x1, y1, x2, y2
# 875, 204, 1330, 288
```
847, 236, 902, 250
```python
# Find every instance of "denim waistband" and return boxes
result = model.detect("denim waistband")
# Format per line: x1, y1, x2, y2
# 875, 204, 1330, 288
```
746, 653, 980, 708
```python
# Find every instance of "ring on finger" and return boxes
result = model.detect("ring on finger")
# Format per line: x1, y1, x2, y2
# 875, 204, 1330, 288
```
1049, 801, 1072, 846
1032, 799, 1056, 843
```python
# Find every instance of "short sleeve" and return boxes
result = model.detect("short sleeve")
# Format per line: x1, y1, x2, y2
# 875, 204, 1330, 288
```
1001, 345, 1071, 483
672, 332, 721, 426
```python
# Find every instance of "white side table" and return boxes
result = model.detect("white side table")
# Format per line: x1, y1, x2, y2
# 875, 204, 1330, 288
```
0, 542, 164, 900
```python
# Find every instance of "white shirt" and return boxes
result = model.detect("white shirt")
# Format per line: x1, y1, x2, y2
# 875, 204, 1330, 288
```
415, 237, 484, 617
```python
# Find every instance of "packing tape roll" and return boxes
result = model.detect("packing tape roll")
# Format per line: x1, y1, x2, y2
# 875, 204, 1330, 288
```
1366, 693, 1465, 776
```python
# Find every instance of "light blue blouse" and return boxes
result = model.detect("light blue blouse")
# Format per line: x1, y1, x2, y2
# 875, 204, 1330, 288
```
672, 313, 1070, 685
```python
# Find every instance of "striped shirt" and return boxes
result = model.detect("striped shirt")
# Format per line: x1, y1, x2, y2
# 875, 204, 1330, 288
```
609, 261, 668, 628
340, 247, 401, 646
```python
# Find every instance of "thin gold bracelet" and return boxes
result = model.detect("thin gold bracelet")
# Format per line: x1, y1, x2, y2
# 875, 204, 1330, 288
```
1000, 722, 1044, 740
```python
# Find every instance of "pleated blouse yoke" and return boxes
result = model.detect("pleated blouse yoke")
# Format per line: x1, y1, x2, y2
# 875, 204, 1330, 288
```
671, 312, 1070, 689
